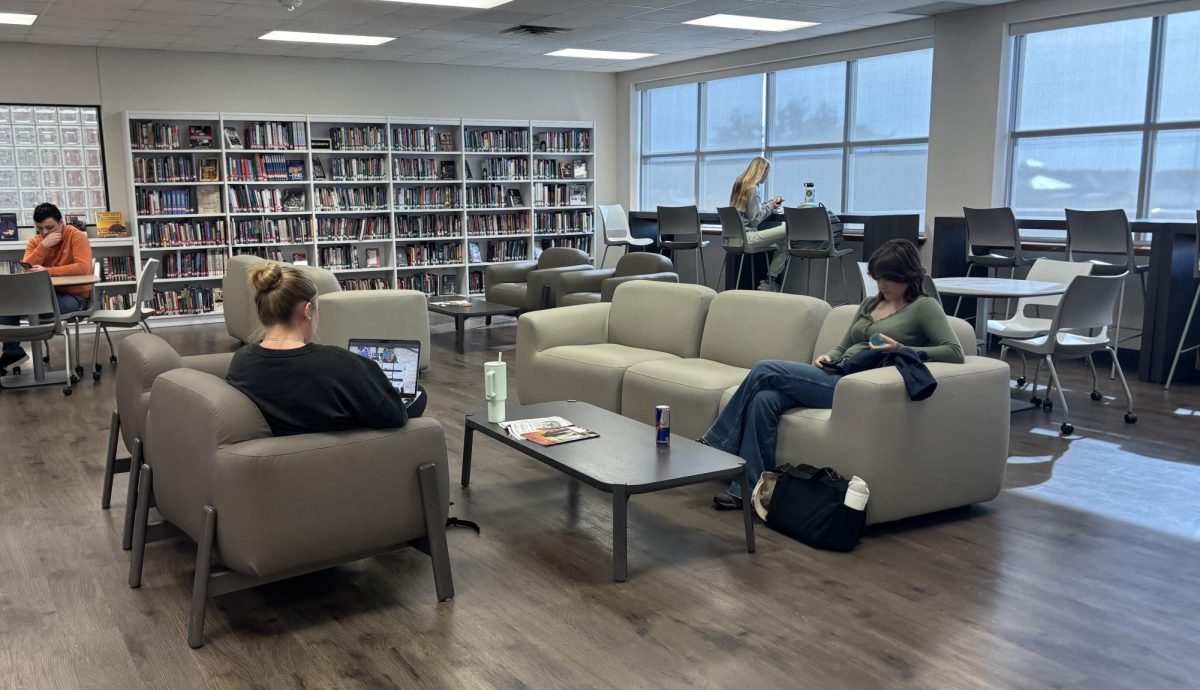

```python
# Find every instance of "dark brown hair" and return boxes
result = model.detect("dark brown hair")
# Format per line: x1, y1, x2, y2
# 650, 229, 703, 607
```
867, 239, 926, 303
249, 262, 317, 327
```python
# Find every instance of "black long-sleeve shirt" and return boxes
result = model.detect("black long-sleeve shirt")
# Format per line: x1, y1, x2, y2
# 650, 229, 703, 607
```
227, 343, 408, 437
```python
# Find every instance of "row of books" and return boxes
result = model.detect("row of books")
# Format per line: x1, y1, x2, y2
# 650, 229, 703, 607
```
153, 286, 217, 316
137, 188, 195, 215
392, 158, 452, 181
395, 186, 462, 210
396, 214, 461, 237
139, 219, 226, 247
233, 246, 284, 262
97, 256, 136, 282
464, 129, 529, 153
134, 156, 199, 183
398, 272, 458, 297
393, 127, 455, 153
532, 183, 589, 207
329, 157, 386, 181
0, 260, 23, 274
329, 126, 386, 151
540, 236, 592, 253
316, 245, 383, 270
227, 188, 305, 213
469, 212, 528, 235
533, 159, 589, 180
315, 187, 388, 212
161, 250, 227, 279
98, 292, 136, 310
466, 185, 523, 209
535, 210, 594, 234
317, 216, 388, 241
131, 122, 213, 150
536, 130, 591, 153
340, 278, 390, 291
478, 239, 529, 263
233, 218, 310, 244
232, 122, 307, 150
477, 157, 529, 180
397, 242, 462, 267
227, 155, 304, 182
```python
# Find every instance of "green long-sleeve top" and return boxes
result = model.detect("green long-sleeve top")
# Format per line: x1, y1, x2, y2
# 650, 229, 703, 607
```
826, 295, 966, 364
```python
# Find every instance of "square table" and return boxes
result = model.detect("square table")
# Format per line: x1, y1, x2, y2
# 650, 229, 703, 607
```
461, 400, 755, 581
427, 299, 520, 354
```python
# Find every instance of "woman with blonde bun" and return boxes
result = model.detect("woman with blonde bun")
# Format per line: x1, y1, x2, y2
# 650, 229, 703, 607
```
729, 156, 789, 291
226, 262, 426, 436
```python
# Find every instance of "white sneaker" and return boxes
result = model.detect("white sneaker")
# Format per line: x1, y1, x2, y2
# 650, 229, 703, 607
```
756, 279, 781, 292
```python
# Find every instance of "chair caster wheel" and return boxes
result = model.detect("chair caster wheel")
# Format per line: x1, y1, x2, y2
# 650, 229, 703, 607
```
1124, 413, 1137, 424
1090, 391, 1102, 401
62, 387, 72, 397
69, 374, 79, 384
1016, 376, 1026, 388
92, 373, 101, 382
1030, 396, 1042, 408
74, 365, 84, 375
42, 355, 50, 364
1043, 400, 1053, 412
1060, 423, 1073, 435
94, 363, 103, 373
109, 356, 117, 364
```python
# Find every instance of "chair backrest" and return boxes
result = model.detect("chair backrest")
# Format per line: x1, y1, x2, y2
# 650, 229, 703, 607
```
614, 252, 672, 278
0, 271, 61, 339
1065, 208, 1133, 263
115, 333, 185, 452
656, 205, 701, 243
921, 274, 942, 307
536, 246, 590, 270
963, 207, 1020, 255
315, 289, 433, 370
783, 206, 835, 253
700, 291, 830, 368
1048, 273, 1126, 337
857, 262, 877, 301
599, 204, 630, 243
1012, 258, 1094, 318
716, 206, 748, 252
135, 258, 161, 309
609, 280, 714, 358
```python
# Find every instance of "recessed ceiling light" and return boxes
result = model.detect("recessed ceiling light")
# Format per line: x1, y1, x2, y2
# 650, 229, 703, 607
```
546, 48, 657, 60
0, 12, 37, 25
258, 30, 395, 46
683, 14, 819, 32
376, 0, 512, 7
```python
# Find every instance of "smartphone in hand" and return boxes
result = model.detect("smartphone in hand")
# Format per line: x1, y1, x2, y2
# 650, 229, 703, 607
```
869, 333, 887, 347
18, 261, 32, 270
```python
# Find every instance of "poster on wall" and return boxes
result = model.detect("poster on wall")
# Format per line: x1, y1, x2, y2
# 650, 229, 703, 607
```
0, 104, 108, 226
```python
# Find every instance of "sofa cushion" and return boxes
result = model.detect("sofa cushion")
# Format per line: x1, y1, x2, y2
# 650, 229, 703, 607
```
608, 281, 715, 358
700, 291, 829, 368
561, 292, 602, 306
623, 358, 749, 440
489, 282, 528, 310
527, 344, 679, 412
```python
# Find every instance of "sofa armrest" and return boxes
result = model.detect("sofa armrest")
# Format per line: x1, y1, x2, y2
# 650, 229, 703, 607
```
211, 417, 449, 578
517, 302, 610, 353
559, 268, 614, 298
181, 352, 236, 378
600, 272, 679, 302
485, 260, 537, 287
528, 264, 596, 309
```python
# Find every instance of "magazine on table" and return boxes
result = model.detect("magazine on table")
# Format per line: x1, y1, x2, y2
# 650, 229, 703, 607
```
499, 416, 598, 445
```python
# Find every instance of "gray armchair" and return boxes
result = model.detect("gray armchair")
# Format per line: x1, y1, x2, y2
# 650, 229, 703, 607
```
129, 367, 453, 648
484, 247, 592, 311
559, 253, 679, 306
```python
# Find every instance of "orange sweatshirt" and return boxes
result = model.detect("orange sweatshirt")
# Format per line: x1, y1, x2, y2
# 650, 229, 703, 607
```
24, 224, 94, 298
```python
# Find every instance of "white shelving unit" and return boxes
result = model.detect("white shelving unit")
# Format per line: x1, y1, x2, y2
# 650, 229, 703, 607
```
124, 112, 595, 319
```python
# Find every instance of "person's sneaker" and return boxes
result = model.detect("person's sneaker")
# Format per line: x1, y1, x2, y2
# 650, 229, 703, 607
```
712, 493, 744, 511
0, 349, 28, 371
756, 279, 781, 292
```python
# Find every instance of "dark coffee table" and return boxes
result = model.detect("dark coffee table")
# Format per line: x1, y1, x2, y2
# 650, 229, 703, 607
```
462, 400, 754, 581
427, 299, 521, 354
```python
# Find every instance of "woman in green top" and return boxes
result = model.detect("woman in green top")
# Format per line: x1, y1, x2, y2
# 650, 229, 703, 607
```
704, 239, 964, 510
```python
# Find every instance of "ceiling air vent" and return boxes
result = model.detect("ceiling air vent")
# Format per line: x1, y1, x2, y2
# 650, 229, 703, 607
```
501, 25, 571, 37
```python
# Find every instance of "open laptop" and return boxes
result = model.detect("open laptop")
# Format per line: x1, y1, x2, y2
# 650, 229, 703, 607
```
348, 338, 422, 407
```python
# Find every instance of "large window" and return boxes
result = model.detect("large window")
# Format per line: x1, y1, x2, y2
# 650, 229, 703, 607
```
1008, 10, 1200, 220
638, 49, 933, 215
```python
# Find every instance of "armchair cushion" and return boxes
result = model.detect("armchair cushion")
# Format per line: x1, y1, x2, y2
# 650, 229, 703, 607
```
558, 268, 614, 298
623, 358, 749, 439
599, 272, 679, 302
315, 289, 432, 370
562, 292, 602, 306
529, 264, 594, 309
487, 281, 531, 311
530, 344, 679, 412
536, 246, 590, 269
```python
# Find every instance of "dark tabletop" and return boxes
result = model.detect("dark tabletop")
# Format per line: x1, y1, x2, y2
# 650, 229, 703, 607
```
466, 401, 745, 491
427, 300, 521, 317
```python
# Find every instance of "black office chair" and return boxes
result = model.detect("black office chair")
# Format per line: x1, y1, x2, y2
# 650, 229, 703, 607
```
715, 206, 771, 291
781, 206, 852, 303
1164, 209, 1200, 391
957, 207, 1028, 319
656, 205, 709, 286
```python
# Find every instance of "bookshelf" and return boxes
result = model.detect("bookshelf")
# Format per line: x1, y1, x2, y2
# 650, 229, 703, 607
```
124, 112, 595, 318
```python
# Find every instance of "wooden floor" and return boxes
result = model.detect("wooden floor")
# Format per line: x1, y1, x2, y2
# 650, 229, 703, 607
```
2, 319, 1198, 689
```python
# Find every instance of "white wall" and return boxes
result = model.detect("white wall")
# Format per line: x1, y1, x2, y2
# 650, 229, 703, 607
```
0, 43, 619, 220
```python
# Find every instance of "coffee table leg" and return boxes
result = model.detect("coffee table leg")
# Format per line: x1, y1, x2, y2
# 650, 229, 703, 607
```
739, 469, 756, 553
461, 424, 474, 488
455, 316, 466, 355
612, 485, 628, 582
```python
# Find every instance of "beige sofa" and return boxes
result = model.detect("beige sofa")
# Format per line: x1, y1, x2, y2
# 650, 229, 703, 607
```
517, 281, 1011, 525
223, 255, 431, 370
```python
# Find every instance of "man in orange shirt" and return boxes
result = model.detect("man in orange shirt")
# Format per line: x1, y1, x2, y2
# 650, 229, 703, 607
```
1, 203, 94, 369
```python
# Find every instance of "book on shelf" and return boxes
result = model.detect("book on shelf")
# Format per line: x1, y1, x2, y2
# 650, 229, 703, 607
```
438, 132, 454, 150
365, 247, 381, 268
573, 160, 588, 179
189, 126, 213, 149
223, 127, 243, 149
468, 242, 482, 263
197, 186, 221, 215
559, 162, 572, 179
568, 184, 587, 206
287, 160, 305, 181
464, 162, 473, 180
312, 159, 326, 181
282, 190, 306, 212
439, 274, 457, 296
96, 211, 127, 238
439, 161, 456, 180
199, 158, 220, 182
292, 252, 308, 266
66, 213, 88, 228
1, 212, 18, 241
311, 138, 331, 150
506, 189, 523, 207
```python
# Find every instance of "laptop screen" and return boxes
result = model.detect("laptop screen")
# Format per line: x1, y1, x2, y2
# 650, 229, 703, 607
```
349, 339, 420, 397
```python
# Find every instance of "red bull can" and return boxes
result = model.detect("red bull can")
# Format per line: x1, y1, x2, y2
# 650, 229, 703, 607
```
655, 405, 671, 445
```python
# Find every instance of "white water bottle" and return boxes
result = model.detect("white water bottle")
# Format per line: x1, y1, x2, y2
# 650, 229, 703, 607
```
803, 181, 816, 205
844, 476, 869, 511
484, 353, 507, 423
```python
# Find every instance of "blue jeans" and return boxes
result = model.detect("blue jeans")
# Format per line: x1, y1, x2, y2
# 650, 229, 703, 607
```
1, 292, 91, 357
702, 360, 842, 499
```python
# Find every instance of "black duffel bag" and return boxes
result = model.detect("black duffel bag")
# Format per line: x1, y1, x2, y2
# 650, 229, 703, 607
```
761, 464, 865, 552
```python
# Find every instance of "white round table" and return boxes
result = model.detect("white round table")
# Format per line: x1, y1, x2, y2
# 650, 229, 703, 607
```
933, 277, 1067, 346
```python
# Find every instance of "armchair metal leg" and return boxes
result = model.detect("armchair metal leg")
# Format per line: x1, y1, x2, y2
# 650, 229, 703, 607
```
418, 463, 454, 602
128, 463, 153, 588
91, 322, 101, 375
188, 505, 216, 649
1111, 280, 1125, 380
103, 325, 116, 365
102, 410, 121, 509
1108, 346, 1136, 422
122, 438, 143, 550
1086, 354, 1100, 399
735, 255, 745, 291
1029, 356, 1044, 405
1044, 356, 1071, 433
1165, 283, 1200, 391
601, 244, 611, 268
